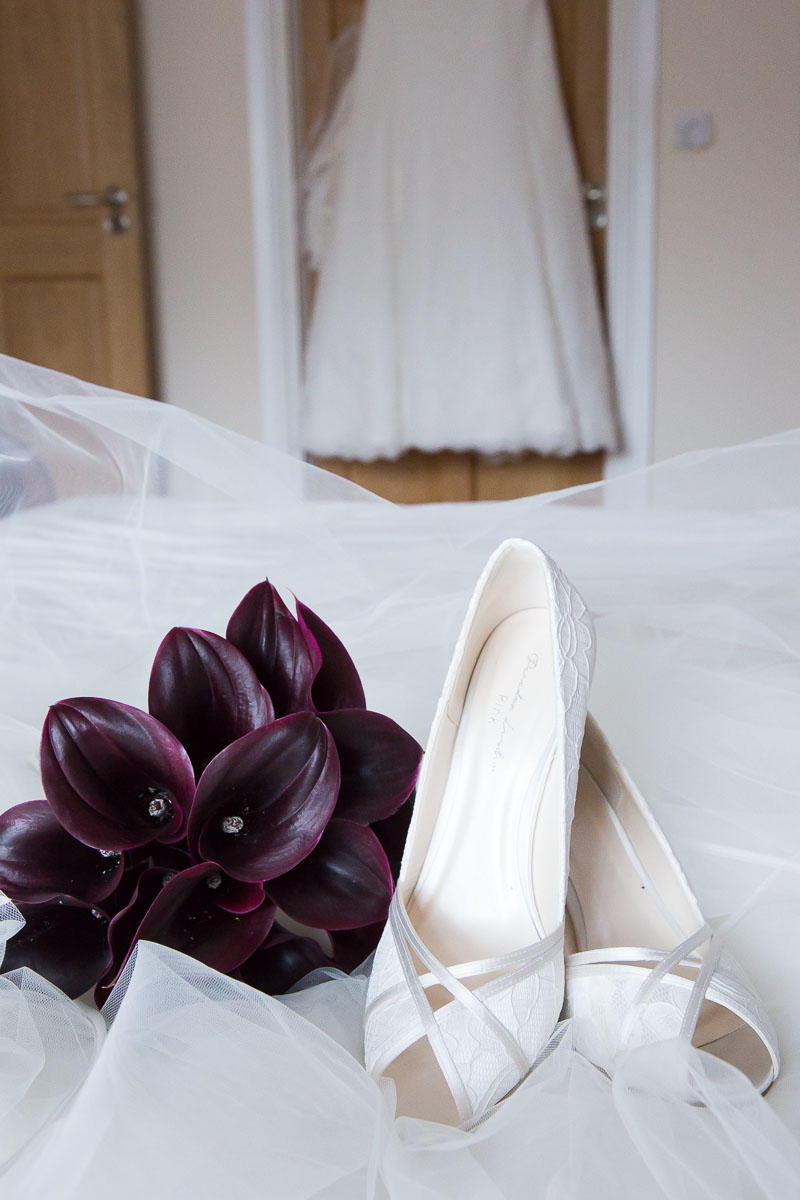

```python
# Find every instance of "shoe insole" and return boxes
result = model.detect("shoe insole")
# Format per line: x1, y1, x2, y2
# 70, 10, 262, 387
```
568, 764, 772, 1089
409, 608, 559, 965
568, 768, 693, 953
390, 609, 559, 1122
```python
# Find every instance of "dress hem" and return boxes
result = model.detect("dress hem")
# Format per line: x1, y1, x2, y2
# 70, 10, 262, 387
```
304, 434, 618, 464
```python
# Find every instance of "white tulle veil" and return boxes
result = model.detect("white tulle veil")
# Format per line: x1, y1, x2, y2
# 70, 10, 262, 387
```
0, 354, 798, 1197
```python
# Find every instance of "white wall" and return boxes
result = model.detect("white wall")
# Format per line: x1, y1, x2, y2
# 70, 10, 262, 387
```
136, 0, 263, 438
652, 0, 800, 459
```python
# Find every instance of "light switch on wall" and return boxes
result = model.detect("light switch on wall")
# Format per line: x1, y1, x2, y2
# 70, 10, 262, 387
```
673, 110, 714, 150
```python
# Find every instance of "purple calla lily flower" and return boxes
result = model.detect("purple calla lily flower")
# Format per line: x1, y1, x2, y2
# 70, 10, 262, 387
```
370, 800, 414, 881
322, 709, 421, 824
189, 713, 340, 883
106, 843, 193, 919
148, 628, 274, 776
128, 842, 194, 876
208, 873, 266, 915
330, 921, 385, 972
296, 601, 366, 711
0, 800, 124, 904
97, 865, 171, 1003
96, 860, 267, 1003
3, 900, 112, 999
266, 819, 393, 930
4, 572, 420, 1004
41, 698, 195, 851
227, 581, 319, 716
238, 925, 330, 995
101, 863, 276, 994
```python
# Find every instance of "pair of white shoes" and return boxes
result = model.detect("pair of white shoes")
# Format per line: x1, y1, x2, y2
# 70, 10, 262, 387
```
364, 541, 779, 1126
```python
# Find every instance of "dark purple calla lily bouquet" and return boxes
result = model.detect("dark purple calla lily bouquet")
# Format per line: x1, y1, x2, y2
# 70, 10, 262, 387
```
0, 580, 422, 1002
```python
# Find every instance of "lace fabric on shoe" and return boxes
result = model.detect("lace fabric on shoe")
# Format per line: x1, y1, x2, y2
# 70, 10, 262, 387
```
366, 896, 564, 1121
566, 940, 779, 1095
364, 549, 595, 1124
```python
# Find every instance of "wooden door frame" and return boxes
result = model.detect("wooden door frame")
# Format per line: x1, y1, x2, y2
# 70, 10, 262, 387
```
243, 0, 661, 473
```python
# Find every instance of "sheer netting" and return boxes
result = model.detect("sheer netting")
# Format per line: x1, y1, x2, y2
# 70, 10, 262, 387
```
0, 354, 798, 1197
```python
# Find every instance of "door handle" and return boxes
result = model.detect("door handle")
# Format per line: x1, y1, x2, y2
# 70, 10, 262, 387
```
64, 185, 131, 234
582, 182, 608, 231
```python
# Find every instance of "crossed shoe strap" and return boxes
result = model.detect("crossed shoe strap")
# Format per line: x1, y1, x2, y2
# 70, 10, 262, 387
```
566, 928, 779, 1082
566, 780, 779, 1079
366, 892, 564, 1123
569, 924, 719, 1039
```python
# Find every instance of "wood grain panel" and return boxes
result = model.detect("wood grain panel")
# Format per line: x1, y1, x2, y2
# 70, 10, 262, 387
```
317, 450, 474, 503
347, 451, 473, 504
0, 0, 92, 212
549, 0, 608, 286
0, 225, 99, 275
0, 0, 153, 396
474, 451, 602, 500
2, 277, 108, 383
331, 0, 364, 36
298, 0, 335, 137
86, 0, 151, 395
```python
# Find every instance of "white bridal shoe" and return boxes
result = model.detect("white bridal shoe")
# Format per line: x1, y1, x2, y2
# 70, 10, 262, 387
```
565, 716, 780, 1093
364, 539, 594, 1125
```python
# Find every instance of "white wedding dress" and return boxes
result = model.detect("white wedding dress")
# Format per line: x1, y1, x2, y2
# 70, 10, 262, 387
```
0, 355, 799, 1198
302, 0, 617, 460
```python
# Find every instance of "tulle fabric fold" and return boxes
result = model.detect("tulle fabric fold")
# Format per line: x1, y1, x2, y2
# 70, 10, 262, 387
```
3, 938, 798, 1199
0, 354, 799, 1196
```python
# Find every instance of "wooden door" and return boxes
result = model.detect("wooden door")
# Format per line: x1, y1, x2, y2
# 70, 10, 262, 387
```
0, 0, 152, 395
299, 0, 609, 502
